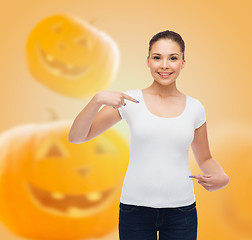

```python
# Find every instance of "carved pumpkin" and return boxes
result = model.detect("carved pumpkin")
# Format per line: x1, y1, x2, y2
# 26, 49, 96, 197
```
190, 123, 249, 239
0, 120, 129, 240
26, 14, 120, 98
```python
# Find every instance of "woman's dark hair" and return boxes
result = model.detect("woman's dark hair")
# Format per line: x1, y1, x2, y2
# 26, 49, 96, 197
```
148, 30, 185, 60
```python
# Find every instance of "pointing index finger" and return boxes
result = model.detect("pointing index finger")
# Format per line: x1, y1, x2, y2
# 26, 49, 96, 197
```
191, 175, 203, 179
123, 93, 139, 103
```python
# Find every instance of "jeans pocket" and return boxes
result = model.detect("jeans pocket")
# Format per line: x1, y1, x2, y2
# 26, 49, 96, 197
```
119, 202, 141, 213
177, 202, 196, 213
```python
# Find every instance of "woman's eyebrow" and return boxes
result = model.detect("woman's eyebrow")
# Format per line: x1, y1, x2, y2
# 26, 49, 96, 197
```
152, 53, 179, 56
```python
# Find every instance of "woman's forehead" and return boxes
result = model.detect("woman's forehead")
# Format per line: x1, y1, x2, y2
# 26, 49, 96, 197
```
151, 39, 180, 52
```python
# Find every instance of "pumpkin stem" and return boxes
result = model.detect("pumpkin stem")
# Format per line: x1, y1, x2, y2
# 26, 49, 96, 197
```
47, 107, 59, 121
88, 18, 97, 25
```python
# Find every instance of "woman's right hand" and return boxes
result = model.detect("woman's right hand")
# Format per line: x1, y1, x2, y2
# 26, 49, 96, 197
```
96, 91, 139, 109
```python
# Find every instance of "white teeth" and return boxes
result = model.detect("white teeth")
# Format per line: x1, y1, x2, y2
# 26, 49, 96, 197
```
159, 73, 172, 76
46, 54, 54, 62
51, 191, 101, 201
51, 192, 65, 200
67, 64, 74, 69
86, 192, 102, 201
67, 207, 82, 216
50, 68, 61, 75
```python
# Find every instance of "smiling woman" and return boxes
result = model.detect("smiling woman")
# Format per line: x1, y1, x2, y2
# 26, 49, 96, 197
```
68, 29, 229, 240
116, 30, 229, 240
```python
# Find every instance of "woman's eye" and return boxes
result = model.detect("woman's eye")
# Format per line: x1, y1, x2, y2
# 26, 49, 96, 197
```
153, 56, 177, 60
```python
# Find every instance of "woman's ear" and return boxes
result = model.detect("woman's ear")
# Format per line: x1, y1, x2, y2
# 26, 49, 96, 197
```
146, 56, 150, 68
181, 59, 186, 69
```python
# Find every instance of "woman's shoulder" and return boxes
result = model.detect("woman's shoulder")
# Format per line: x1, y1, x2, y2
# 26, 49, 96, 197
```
121, 89, 140, 96
186, 94, 205, 110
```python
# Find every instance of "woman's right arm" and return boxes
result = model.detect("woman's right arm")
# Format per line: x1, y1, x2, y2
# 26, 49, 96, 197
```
68, 91, 138, 144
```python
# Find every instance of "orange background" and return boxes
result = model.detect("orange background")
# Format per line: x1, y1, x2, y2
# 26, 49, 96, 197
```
0, 0, 251, 239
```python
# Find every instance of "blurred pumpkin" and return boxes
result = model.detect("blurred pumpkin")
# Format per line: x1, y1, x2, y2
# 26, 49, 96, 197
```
189, 122, 251, 239
26, 14, 120, 98
0, 120, 129, 240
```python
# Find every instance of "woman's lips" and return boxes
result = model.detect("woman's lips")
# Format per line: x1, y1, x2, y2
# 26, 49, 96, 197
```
158, 72, 173, 78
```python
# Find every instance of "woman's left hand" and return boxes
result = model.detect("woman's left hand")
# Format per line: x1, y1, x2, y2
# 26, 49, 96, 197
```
191, 174, 226, 192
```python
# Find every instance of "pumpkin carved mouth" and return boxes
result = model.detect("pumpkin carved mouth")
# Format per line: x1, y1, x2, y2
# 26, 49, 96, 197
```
36, 42, 92, 78
25, 182, 120, 217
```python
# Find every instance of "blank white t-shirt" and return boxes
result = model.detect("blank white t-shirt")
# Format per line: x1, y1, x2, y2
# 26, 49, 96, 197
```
118, 89, 207, 208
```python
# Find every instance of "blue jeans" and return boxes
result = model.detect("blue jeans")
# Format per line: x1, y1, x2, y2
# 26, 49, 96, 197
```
119, 201, 197, 240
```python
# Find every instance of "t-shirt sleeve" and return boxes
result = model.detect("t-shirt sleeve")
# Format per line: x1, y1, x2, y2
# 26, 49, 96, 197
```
194, 100, 207, 129
117, 90, 130, 120
118, 105, 126, 120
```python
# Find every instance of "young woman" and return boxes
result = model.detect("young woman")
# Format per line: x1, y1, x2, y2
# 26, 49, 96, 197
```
68, 30, 229, 240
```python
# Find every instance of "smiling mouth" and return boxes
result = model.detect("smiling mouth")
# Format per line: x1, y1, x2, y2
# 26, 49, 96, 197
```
25, 181, 121, 218
158, 72, 173, 76
36, 42, 92, 79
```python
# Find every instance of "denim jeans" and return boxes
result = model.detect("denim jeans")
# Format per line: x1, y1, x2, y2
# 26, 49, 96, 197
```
119, 201, 197, 240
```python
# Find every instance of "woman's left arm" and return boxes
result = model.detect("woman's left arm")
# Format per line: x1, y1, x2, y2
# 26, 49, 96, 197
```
191, 122, 229, 192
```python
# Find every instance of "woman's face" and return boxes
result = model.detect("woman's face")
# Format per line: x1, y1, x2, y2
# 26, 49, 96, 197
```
147, 39, 185, 86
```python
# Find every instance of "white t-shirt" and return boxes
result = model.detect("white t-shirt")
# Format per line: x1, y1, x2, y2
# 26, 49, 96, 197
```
118, 89, 207, 208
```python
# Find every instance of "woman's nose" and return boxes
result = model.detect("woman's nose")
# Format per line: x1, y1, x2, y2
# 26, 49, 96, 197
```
160, 60, 169, 69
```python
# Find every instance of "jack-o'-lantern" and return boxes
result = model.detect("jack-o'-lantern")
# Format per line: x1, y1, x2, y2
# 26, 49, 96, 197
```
190, 123, 250, 239
0, 120, 129, 240
26, 14, 119, 98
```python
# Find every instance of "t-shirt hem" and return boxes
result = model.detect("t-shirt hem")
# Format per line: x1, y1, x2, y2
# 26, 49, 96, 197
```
120, 196, 196, 208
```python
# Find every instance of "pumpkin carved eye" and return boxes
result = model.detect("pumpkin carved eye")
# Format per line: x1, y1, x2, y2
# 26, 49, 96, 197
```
51, 22, 62, 34
75, 35, 87, 47
95, 136, 118, 155
36, 138, 69, 159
